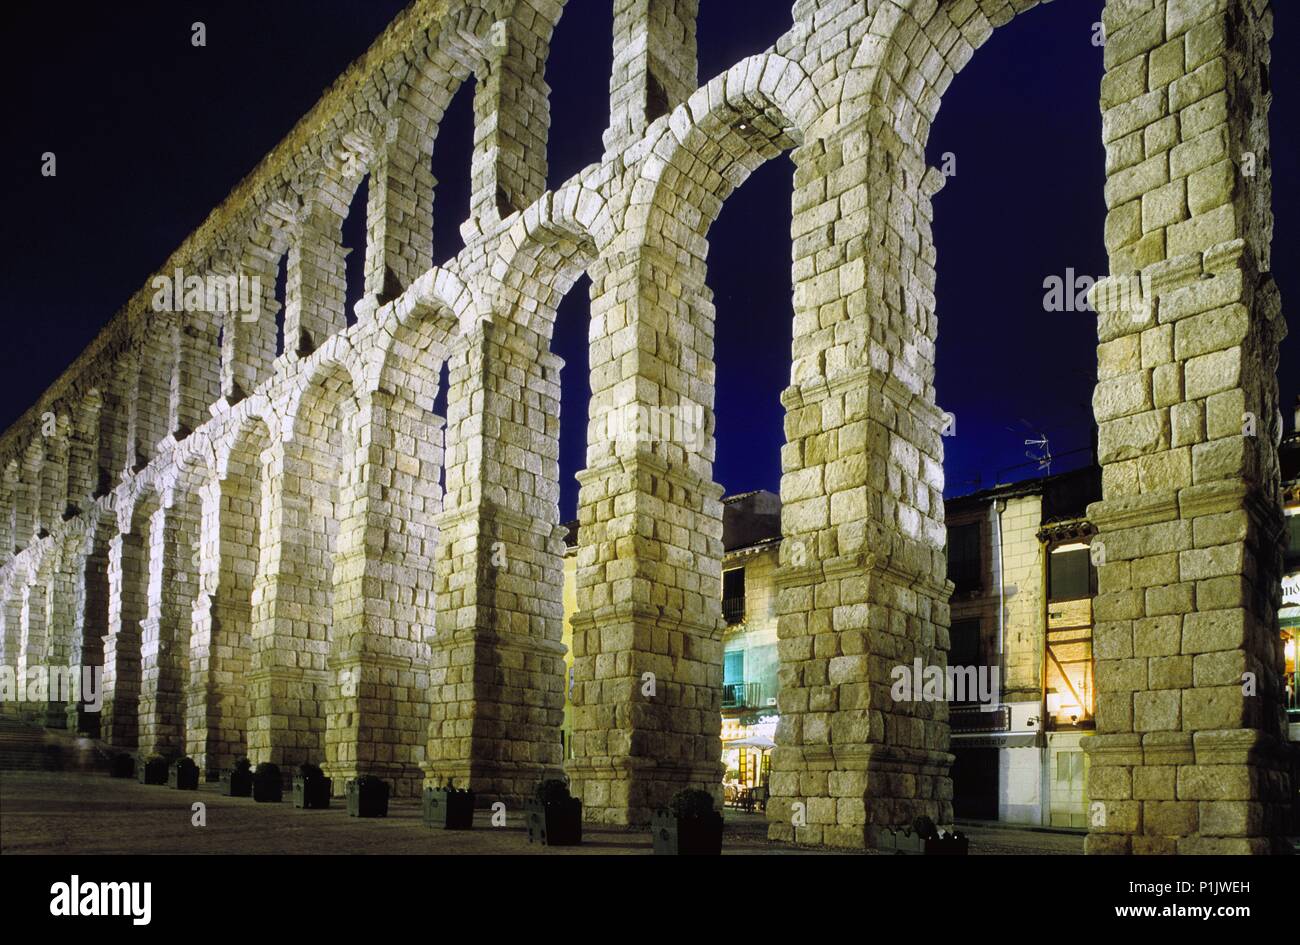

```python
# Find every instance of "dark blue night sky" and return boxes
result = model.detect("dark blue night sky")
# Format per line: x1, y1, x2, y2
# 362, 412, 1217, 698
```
4, 1, 1298, 520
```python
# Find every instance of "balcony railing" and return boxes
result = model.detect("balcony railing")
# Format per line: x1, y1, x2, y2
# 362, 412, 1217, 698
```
722, 596, 745, 625
723, 681, 762, 709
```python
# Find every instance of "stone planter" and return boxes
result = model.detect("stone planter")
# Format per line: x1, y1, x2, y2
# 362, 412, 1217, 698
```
293, 775, 332, 809
877, 827, 969, 856
423, 787, 474, 829
222, 766, 253, 797
651, 809, 723, 855
347, 778, 389, 818
168, 757, 200, 791
138, 756, 168, 785
525, 798, 582, 846
109, 753, 134, 779
252, 763, 282, 803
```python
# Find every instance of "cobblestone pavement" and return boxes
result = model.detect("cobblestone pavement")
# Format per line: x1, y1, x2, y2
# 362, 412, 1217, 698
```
1, 771, 1078, 855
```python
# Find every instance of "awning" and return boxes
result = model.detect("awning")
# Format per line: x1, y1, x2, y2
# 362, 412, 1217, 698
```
726, 735, 776, 750
951, 733, 1040, 749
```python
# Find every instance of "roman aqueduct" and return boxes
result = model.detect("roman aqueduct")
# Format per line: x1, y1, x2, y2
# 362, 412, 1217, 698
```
0, 0, 1292, 852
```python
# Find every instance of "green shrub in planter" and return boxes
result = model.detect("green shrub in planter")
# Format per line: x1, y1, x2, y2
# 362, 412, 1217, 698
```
347, 776, 389, 817
109, 753, 134, 779
168, 756, 200, 791
222, 758, 253, 797
651, 789, 723, 855
526, 778, 582, 846
422, 783, 474, 830
252, 762, 283, 803
293, 763, 332, 809
138, 755, 168, 785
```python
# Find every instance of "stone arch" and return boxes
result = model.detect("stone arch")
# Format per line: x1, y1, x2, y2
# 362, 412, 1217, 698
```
188, 414, 272, 776
101, 482, 162, 750
488, 182, 609, 344
66, 508, 115, 736
246, 357, 368, 780
566, 54, 822, 824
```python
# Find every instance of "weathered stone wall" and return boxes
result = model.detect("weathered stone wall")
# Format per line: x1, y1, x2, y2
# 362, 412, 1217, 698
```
0, 0, 1290, 851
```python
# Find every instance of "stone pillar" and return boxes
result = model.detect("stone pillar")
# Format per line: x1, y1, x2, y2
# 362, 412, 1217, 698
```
0, 592, 20, 677
567, 249, 726, 826
219, 266, 278, 403
133, 320, 176, 466
67, 530, 108, 737
760, 118, 953, 850
247, 437, 326, 770
286, 205, 348, 357
468, 10, 553, 227
44, 547, 81, 729
19, 575, 50, 720
0, 591, 18, 721
362, 137, 434, 313
174, 311, 221, 439
95, 372, 128, 497
101, 530, 146, 749
1083, 0, 1291, 855
423, 320, 567, 803
15, 441, 43, 550
137, 501, 197, 759
65, 391, 101, 516
605, 0, 699, 153
324, 389, 439, 795
38, 415, 70, 537
1, 463, 16, 564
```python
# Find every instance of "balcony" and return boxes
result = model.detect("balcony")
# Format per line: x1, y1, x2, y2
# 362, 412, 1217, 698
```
722, 596, 745, 625
723, 681, 762, 710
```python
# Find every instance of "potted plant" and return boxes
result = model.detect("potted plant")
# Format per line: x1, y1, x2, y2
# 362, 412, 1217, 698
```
422, 781, 474, 830
293, 763, 332, 809
526, 778, 582, 846
138, 755, 168, 785
109, 753, 134, 779
347, 775, 389, 817
221, 757, 253, 797
651, 789, 724, 855
168, 756, 200, 791
252, 762, 283, 803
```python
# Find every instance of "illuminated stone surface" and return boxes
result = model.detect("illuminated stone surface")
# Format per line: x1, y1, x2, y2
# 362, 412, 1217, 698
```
0, 0, 1290, 853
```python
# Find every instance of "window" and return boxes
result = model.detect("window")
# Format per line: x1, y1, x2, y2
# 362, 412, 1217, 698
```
947, 522, 982, 594
1049, 546, 1093, 601
949, 618, 981, 669
724, 651, 744, 685
722, 567, 745, 624
723, 651, 745, 708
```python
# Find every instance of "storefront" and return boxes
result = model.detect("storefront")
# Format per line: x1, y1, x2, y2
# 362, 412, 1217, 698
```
721, 714, 775, 809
